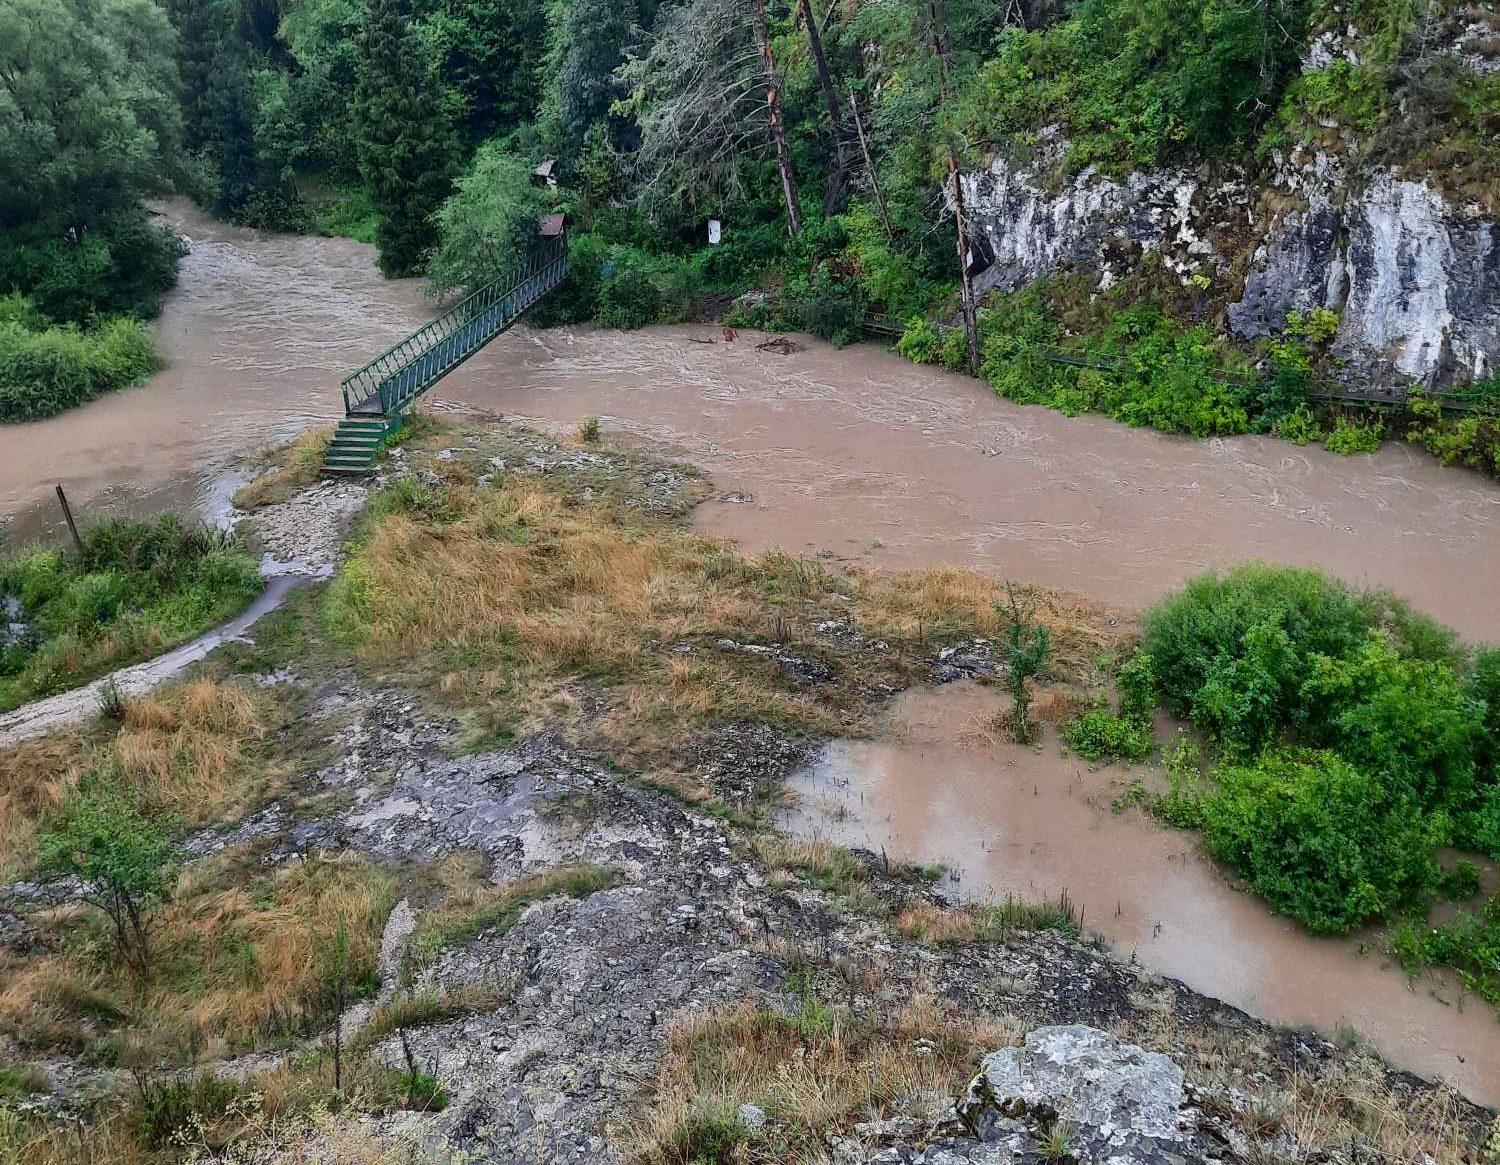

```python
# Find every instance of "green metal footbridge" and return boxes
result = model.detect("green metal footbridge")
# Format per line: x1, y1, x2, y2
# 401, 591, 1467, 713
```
323, 232, 569, 474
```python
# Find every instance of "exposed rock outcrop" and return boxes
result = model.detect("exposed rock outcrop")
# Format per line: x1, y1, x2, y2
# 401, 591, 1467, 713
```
959, 16, 1500, 389
866, 1025, 1289, 1165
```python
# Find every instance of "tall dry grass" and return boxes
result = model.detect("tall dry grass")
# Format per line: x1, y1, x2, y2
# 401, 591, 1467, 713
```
0, 678, 276, 879
233, 427, 335, 511
0, 851, 391, 1061
327, 478, 1129, 759
631, 996, 1019, 1164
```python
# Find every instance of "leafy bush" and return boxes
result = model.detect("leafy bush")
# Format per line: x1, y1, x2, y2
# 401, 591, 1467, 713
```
1136, 564, 1500, 935
0, 211, 185, 325
1064, 709, 1154, 762
1323, 413, 1384, 454
0, 517, 262, 710
965, 0, 1308, 170
1405, 388, 1500, 478
0, 311, 163, 422
1202, 749, 1439, 933
971, 290, 1258, 438
1392, 891, 1500, 1007
1273, 404, 1323, 445
1298, 635, 1480, 808
595, 246, 696, 331
1140, 564, 1376, 752
897, 316, 942, 365
36, 784, 180, 974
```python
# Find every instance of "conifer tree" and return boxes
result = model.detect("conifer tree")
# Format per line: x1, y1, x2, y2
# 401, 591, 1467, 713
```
354, 0, 458, 276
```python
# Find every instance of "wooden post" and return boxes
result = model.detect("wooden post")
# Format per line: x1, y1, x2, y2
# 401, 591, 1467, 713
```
752, 0, 803, 237
928, 0, 980, 377
55, 484, 83, 556
848, 89, 895, 241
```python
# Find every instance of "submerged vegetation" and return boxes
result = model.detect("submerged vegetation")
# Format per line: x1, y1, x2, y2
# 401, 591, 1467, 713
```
0, 517, 262, 712
1103, 563, 1500, 1001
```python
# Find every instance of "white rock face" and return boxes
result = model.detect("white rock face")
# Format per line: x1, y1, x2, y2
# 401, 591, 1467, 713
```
956, 15, 1500, 388
962, 139, 1500, 386
962, 135, 1249, 295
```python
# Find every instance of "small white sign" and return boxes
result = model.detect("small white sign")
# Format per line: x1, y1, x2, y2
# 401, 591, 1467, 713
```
708, 219, 722, 245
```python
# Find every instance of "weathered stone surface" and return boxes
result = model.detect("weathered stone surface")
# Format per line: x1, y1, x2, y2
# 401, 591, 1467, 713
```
868, 1026, 1245, 1165
959, 14, 1500, 389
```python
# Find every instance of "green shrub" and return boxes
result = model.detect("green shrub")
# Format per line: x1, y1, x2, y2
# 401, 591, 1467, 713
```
1064, 709, 1154, 762
596, 246, 695, 331
1140, 564, 1376, 752
1153, 739, 1210, 829
0, 309, 161, 423
1324, 413, 1384, 454
964, 0, 1308, 170
0, 209, 184, 324
1405, 389, 1500, 477
1273, 404, 1323, 445
1392, 892, 1500, 1007
129, 1073, 242, 1149
1298, 635, 1481, 808
1201, 748, 1439, 933
0, 517, 261, 710
897, 316, 943, 365
36, 784, 180, 974
1116, 651, 1158, 724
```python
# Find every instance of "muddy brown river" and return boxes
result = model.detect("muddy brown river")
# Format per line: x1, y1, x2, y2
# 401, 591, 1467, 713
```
2, 200, 1499, 1101
781, 683, 1500, 1104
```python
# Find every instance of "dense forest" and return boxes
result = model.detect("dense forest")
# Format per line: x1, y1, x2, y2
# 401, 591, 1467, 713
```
2, 0, 1499, 468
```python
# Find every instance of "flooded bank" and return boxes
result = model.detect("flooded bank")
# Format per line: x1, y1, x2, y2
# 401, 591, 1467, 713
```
4, 202, 1497, 637
1, 199, 1498, 1104
0, 200, 433, 541
778, 681, 1500, 1105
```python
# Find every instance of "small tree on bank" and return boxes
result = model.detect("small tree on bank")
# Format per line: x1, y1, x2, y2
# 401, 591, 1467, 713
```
37, 783, 178, 978
1000, 582, 1051, 743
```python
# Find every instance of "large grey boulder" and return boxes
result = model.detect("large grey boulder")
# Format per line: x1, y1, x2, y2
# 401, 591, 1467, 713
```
865, 1025, 1237, 1165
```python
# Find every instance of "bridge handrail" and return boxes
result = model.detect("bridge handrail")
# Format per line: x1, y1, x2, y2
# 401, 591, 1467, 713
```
340, 236, 567, 414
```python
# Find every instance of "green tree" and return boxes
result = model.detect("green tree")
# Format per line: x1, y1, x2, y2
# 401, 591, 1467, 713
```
539, 0, 641, 167
37, 784, 179, 976
428, 143, 548, 294
430, 0, 547, 143
0, 0, 185, 321
353, 0, 458, 275
275, 0, 369, 180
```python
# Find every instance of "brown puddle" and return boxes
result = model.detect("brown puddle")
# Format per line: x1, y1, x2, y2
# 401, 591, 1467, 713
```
778, 681, 1500, 1106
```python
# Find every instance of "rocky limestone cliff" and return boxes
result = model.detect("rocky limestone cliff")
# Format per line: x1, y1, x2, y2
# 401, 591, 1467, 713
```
960, 11, 1500, 390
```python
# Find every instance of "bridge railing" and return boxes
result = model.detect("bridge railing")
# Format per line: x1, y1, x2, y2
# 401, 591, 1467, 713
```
341, 235, 568, 415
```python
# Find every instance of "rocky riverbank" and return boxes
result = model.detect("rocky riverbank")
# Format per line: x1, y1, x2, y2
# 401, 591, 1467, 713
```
0, 421, 1494, 1165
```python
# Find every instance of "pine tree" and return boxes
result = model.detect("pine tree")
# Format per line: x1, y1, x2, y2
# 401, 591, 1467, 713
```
540, 0, 640, 167
354, 0, 458, 276
209, 45, 259, 216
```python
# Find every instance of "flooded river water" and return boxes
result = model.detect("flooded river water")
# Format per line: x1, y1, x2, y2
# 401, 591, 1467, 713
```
781, 682, 1500, 1104
2, 202, 1499, 1100
2, 201, 1498, 641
